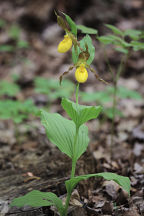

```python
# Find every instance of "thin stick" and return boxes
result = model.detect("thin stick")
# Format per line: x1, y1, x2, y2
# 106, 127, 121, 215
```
110, 52, 130, 156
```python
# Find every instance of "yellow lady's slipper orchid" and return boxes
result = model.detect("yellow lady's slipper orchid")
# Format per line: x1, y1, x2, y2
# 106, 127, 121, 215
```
75, 63, 88, 83
58, 34, 72, 53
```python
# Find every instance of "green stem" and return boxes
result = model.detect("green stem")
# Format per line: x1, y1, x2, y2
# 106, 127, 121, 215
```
63, 83, 80, 216
110, 79, 118, 155
110, 52, 130, 155
63, 192, 71, 216
63, 127, 79, 216
71, 127, 79, 178
64, 127, 79, 216
103, 46, 114, 80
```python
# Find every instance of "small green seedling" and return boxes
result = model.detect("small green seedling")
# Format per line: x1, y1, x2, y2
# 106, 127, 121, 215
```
0, 21, 29, 53
9, 24, 29, 49
11, 13, 130, 216
81, 86, 142, 119
0, 79, 38, 123
0, 18, 6, 28
34, 77, 75, 100
0, 80, 20, 97
0, 99, 38, 123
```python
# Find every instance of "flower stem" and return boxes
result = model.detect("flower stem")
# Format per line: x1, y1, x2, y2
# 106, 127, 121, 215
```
63, 192, 71, 216
63, 83, 80, 216
71, 127, 79, 178
63, 126, 79, 216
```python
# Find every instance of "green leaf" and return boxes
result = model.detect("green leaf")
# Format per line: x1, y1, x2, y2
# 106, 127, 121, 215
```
34, 77, 74, 99
9, 25, 21, 40
11, 190, 65, 215
124, 29, 141, 40
0, 81, 20, 96
72, 35, 95, 65
77, 25, 97, 34
140, 31, 144, 39
17, 40, 29, 48
98, 35, 115, 45
117, 86, 142, 99
103, 107, 124, 119
107, 86, 142, 100
0, 99, 38, 123
131, 41, 144, 51
81, 91, 112, 103
65, 172, 130, 195
107, 35, 131, 47
105, 24, 123, 36
72, 45, 80, 64
62, 12, 77, 36
115, 47, 128, 54
61, 98, 102, 127
98, 35, 131, 48
80, 35, 95, 65
0, 19, 6, 28
40, 110, 89, 160
0, 45, 14, 52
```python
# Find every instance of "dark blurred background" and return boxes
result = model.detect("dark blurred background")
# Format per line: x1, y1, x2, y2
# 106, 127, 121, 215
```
0, 0, 144, 83
1, 0, 144, 32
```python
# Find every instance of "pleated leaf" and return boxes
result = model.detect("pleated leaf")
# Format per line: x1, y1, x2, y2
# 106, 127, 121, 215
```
72, 45, 80, 64
41, 110, 89, 160
61, 98, 102, 127
11, 190, 65, 215
124, 29, 141, 40
80, 35, 95, 65
105, 24, 123, 36
62, 12, 77, 36
72, 35, 95, 65
65, 172, 130, 195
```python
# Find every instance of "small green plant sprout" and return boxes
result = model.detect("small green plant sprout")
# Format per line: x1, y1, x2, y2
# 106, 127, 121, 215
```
11, 13, 130, 216
0, 99, 38, 124
81, 86, 142, 119
0, 80, 38, 123
0, 18, 6, 28
34, 77, 75, 101
9, 25, 29, 49
0, 79, 38, 123
97, 24, 143, 147
0, 80, 20, 97
0, 21, 29, 53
